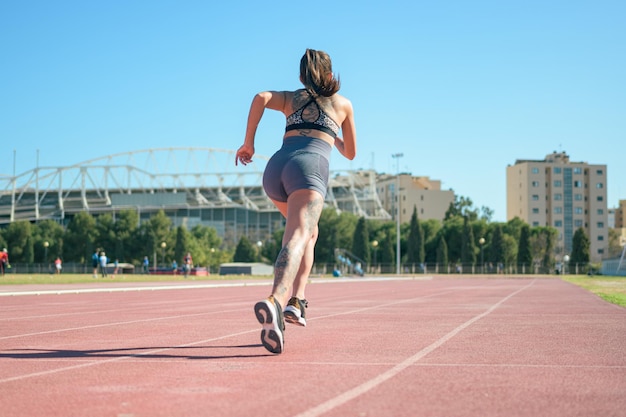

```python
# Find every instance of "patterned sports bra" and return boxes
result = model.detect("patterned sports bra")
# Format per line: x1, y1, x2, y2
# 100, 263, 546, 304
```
285, 90, 340, 138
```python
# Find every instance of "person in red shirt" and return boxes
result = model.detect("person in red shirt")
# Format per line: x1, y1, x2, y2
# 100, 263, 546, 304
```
0, 248, 9, 276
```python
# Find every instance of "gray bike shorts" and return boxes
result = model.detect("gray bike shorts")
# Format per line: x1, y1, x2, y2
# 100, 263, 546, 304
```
263, 136, 332, 203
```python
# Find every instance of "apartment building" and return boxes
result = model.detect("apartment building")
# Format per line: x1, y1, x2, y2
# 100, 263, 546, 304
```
615, 199, 625, 229
377, 173, 454, 223
506, 151, 608, 262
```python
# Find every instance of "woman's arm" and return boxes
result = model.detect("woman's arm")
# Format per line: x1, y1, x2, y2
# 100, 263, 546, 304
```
236, 91, 286, 166
335, 100, 357, 160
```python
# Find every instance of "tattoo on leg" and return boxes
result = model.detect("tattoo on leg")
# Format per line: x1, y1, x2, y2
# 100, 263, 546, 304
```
273, 246, 303, 300
304, 198, 323, 233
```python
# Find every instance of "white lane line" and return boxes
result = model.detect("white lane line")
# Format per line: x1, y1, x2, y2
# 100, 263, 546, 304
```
0, 309, 242, 341
294, 280, 536, 417
0, 276, 429, 297
0, 328, 259, 384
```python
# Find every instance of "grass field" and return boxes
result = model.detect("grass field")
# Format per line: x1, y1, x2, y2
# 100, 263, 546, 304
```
562, 275, 626, 308
0, 273, 271, 285
2, 273, 625, 308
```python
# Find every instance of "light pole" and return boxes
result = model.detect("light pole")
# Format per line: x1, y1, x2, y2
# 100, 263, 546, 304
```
479, 237, 485, 274
563, 254, 570, 275
43, 241, 49, 274
256, 240, 263, 262
160, 242, 166, 268
371, 240, 378, 273
392, 153, 403, 275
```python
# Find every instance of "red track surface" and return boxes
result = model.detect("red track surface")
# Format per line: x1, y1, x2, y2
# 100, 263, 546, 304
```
1, 277, 625, 417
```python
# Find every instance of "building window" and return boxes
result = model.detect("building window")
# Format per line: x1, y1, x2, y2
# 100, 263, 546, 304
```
554, 207, 563, 214
532, 221, 539, 227
532, 208, 539, 214
596, 183, 604, 189
597, 209, 603, 215
532, 181, 539, 187
532, 195, 539, 201
597, 196, 604, 201
575, 219, 583, 227
574, 180, 582, 188
555, 220, 563, 227
574, 168, 582, 174
575, 194, 583, 201
574, 207, 583, 214
554, 167, 562, 174
554, 180, 562, 187
532, 168, 539, 174
598, 235, 604, 241
597, 169, 603, 175
554, 194, 562, 201
597, 222, 604, 228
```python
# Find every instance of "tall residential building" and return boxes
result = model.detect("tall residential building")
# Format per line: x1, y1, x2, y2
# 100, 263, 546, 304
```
615, 199, 626, 228
506, 151, 608, 262
377, 173, 454, 223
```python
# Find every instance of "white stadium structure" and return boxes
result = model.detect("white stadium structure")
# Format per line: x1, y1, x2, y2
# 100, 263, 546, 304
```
0, 148, 391, 245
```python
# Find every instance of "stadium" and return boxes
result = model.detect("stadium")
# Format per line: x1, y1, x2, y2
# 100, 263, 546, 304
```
0, 147, 391, 247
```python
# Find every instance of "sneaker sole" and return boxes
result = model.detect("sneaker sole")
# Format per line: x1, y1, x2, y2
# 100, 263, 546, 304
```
284, 306, 306, 327
254, 300, 284, 354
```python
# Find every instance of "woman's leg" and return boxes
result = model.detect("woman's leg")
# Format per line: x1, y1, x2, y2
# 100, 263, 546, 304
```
270, 199, 318, 302
291, 225, 317, 300
270, 189, 324, 309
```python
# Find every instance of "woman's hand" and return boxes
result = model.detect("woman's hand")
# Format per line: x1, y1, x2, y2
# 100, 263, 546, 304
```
235, 143, 255, 166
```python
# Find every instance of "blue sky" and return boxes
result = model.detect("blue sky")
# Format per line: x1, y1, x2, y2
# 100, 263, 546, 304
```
2, 0, 624, 222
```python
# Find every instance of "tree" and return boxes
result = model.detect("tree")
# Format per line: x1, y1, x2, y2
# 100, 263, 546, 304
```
189, 224, 223, 266
114, 210, 139, 263
64, 212, 97, 263
138, 210, 172, 262
460, 216, 476, 265
95, 213, 116, 257
442, 216, 464, 263
174, 226, 190, 266
541, 227, 557, 274
316, 208, 357, 264
406, 206, 425, 266
234, 235, 257, 262
444, 195, 479, 221
517, 224, 533, 272
352, 217, 371, 265
3, 221, 33, 262
489, 224, 505, 267
34, 219, 65, 262
436, 233, 448, 269
570, 227, 590, 268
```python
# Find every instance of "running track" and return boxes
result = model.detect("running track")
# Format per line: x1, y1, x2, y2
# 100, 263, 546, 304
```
0, 277, 625, 417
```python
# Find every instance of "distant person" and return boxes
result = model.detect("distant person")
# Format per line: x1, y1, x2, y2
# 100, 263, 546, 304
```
183, 252, 193, 278
0, 248, 8, 276
92, 250, 99, 278
113, 259, 119, 277
54, 257, 62, 274
235, 48, 357, 354
172, 259, 178, 275
99, 251, 108, 277
142, 256, 149, 274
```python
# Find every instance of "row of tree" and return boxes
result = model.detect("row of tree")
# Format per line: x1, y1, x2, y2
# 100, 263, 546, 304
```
1, 196, 618, 273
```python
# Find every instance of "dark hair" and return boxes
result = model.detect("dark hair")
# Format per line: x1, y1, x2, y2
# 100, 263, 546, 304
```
299, 48, 340, 97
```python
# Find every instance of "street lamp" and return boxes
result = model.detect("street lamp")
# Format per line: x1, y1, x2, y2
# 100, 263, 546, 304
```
371, 240, 378, 272
392, 152, 403, 275
256, 240, 263, 261
479, 237, 485, 274
43, 241, 49, 274
43, 241, 49, 264
160, 242, 167, 267
563, 254, 570, 275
